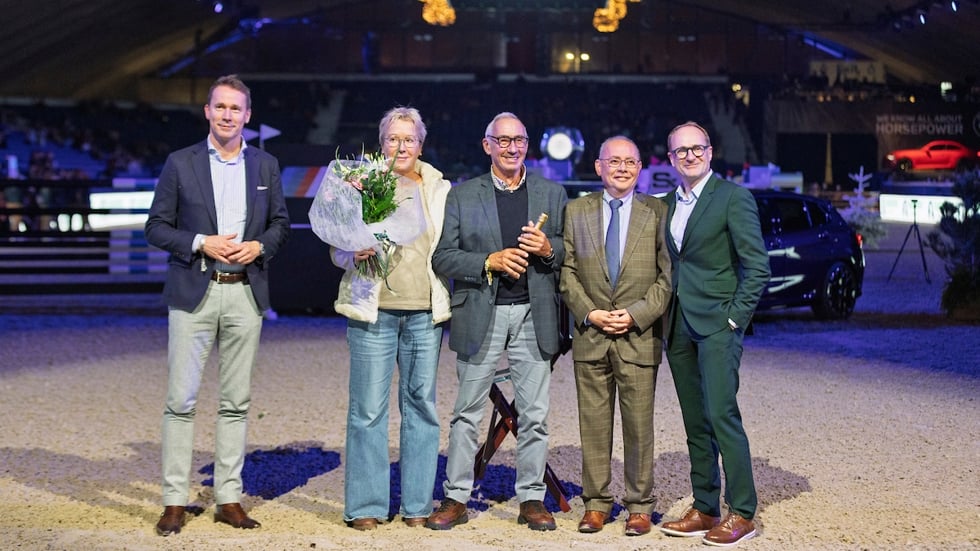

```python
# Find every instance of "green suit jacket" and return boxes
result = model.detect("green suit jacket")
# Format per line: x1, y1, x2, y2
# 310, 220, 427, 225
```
664, 174, 771, 337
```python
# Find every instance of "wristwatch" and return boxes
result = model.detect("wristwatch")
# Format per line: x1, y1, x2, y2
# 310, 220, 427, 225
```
258, 242, 266, 257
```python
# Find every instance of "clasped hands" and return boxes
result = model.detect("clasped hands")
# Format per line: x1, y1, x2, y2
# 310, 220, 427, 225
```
201, 233, 262, 265
486, 220, 553, 279
588, 309, 635, 335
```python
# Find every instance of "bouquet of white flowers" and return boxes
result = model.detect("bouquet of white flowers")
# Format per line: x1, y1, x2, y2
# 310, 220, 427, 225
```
308, 151, 424, 290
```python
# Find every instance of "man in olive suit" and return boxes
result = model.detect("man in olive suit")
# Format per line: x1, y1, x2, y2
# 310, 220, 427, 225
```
560, 135, 671, 537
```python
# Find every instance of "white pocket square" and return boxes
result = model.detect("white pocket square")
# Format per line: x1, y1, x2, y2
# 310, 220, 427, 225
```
257, 186, 269, 191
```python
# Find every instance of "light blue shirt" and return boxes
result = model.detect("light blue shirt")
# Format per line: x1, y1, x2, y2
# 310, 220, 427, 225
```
194, 136, 248, 273
669, 170, 711, 252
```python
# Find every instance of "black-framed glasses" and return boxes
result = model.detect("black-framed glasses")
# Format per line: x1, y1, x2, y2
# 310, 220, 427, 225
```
671, 145, 709, 160
486, 135, 529, 149
599, 157, 641, 170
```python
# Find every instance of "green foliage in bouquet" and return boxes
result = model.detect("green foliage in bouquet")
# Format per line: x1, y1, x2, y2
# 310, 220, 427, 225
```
333, 150, 400, 224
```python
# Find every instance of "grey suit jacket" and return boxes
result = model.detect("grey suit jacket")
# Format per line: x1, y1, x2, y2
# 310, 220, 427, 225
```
145, 140, 291, 312
432, 172, 567, 358
560, 192, 672, 365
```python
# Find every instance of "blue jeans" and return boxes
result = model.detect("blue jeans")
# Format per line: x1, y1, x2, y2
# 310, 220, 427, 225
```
344, 310, 443, 522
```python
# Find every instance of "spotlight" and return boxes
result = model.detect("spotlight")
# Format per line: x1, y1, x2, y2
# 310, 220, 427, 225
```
540, 127, 584, 164
951, 1, 958, 11
918, 11, 926, 24
213, 1, 223, 14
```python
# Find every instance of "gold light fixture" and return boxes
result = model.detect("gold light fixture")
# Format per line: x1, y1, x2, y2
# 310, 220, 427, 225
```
420, 0, 456, 26
593, 0, 640, 33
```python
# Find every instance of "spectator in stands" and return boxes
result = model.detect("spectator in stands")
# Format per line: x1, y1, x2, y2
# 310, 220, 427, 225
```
330, 107, 452, 531
144, 74, 290, 537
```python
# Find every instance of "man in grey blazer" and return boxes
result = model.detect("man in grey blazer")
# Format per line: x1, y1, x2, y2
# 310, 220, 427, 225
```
560, 136, 671, 536
145, 75, 290, 536
427, 112, 566, 531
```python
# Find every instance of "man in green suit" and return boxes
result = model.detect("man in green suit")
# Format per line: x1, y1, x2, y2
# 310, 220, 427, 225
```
560, 136, 671, 536
659, 122, 770, 547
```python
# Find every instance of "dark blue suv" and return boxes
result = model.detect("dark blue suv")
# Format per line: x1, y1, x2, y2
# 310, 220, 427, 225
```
752, 189, 865, 319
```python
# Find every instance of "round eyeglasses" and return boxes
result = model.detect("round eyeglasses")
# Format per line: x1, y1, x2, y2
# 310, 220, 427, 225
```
670, 145, 709, 160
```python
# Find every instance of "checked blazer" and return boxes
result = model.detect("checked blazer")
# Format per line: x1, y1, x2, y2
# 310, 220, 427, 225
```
560, 191, 672, 365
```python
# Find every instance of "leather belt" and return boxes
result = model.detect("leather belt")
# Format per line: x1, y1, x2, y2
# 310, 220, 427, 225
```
211, 271, 247, 284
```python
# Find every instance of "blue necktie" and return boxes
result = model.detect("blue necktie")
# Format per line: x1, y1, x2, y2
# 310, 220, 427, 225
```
606, 198, 622, 288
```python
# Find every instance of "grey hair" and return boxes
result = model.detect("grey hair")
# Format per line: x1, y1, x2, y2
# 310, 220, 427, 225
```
484, 112, 523, 137
378, 106, 427, 146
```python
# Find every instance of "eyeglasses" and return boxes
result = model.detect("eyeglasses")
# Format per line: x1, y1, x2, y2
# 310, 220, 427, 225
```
384, 135, 420, 149
670, 145, 709, 160
599, 157, 641, 170
486, 135, 529, 149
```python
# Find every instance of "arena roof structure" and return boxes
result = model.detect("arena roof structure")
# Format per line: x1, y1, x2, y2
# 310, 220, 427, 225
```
0, 0, 977, 100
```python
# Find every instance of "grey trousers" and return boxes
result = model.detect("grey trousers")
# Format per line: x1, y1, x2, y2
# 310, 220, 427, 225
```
161, 281, 263, 507
442, 303, 551, 505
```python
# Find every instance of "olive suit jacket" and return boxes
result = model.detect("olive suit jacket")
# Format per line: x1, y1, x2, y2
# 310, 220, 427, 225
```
560, 191, 672, 365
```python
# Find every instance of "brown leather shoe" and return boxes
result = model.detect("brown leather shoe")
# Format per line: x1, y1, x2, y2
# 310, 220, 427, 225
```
402, 517, 427, 527
577, 510, 610, 533
350, 517, 379, 531
625, 512, 652, 536
518, 500, 556, 531
155, 506, 185, 536
213, 503, 261, 529
659, 507, 721, 537
702, 512, 756, 546
425, 498, 467, 530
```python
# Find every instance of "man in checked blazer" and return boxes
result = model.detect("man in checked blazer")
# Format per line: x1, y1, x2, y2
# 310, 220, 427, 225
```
560, 135, 672, 537
658, 121, 770, 547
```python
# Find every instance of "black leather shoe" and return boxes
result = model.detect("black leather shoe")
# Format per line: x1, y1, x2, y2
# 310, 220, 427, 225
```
214, 503, 261, 529
155, 506, 185, 536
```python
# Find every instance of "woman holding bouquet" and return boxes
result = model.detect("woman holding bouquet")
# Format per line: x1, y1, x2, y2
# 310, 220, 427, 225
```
330, 107, 452, 530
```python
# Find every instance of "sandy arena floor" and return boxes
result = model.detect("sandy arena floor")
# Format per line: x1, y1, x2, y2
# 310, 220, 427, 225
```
1, 222, 978, 550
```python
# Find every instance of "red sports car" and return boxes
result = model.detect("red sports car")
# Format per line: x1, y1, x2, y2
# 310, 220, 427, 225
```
885, 140, 979, 172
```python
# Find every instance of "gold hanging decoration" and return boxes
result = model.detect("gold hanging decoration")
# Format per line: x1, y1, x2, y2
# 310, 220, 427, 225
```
420, 0, 456, 27
594, 0, 639, 33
